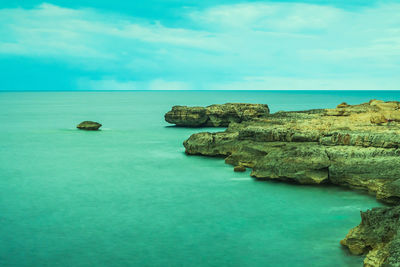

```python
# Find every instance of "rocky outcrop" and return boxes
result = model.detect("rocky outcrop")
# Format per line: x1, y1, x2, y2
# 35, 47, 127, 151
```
77, 121, 102, 130
164, 103, 270, 127
183, 101, 400, 203
174, 100, 400, 266
340, 206, 400, 266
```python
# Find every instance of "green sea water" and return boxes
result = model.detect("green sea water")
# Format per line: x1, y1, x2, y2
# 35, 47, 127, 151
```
1, 90, 399, 267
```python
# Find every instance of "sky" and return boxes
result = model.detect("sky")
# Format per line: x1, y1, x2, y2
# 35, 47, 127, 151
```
0, 0, 399, 90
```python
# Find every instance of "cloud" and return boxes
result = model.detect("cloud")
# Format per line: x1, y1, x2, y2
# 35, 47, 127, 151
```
0, 4, 113, 59
190, 3, 344, 32
0, 2, 399, 90
0, 3, 221, 62
77, 77, 191, 90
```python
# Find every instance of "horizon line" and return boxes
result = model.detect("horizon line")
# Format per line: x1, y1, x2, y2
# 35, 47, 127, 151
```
2, 89, 400, 92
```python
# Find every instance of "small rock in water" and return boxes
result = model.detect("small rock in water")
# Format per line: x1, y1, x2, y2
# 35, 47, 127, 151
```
234, 165, 246, 172
77, 121, 102, 131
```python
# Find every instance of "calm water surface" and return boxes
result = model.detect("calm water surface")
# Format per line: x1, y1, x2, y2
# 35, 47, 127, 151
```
1, 91, 399, 267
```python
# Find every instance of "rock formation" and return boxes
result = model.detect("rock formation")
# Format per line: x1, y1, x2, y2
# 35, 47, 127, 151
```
182, 101, 400, 203
234, 165, 246, 172
166, 100, 400, 266
341, 206, 400, 266
164, 103, 270, 127
77, 121, 102, 130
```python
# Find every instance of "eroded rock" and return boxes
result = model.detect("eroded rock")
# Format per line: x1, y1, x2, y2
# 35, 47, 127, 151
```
340, 206, 400, 266
77, 121, 102, 131
181, 101, 400, 198
170, 100, 400, 265
165, 103, 270, 127
234, 165, 246, 172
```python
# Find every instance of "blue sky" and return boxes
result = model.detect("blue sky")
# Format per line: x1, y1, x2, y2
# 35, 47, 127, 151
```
0, 0, 399, 90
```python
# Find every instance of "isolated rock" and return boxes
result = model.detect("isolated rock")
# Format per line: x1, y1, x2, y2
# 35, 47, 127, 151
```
165, 103, 270, 127
77, 121, 102, 131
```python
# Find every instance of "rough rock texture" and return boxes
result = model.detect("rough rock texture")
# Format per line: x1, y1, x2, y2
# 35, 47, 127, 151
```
183, 101, 400, 202
341, 206, 400, 266
164, 103, 270, 127
77, 121, 102, 130
234, 165, 246, 172
175, 100, 400, 266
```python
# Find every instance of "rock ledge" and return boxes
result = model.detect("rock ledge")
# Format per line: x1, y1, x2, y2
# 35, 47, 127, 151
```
165, 103, 270, 127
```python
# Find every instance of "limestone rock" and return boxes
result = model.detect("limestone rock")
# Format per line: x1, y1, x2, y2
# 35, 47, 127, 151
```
250, 143, 330, 184
325, 108, 349, 116
340, 206, 400, 267
181, 100, 400, 194
77, 121, 102, 130
377, 179, 400, 204
385, 111, 400, 122
337, 102, 349, 108
165, 103, 270, 127
370, 99, 384, 106
234, 165, 246, 172
164, 106, 207, 127
376, 102, 400, 111
168, 100, 400, 265
371, 114, 388, 124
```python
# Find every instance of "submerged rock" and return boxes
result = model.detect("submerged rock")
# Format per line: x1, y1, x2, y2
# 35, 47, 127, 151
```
77, 121, 102, 131
165, 103, 270, 127
170, 100, 400, 265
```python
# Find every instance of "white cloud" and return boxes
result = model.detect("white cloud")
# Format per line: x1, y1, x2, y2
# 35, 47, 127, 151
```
0, 3, 223, 54
0, 2, 399, 90
191, 3, 344, 31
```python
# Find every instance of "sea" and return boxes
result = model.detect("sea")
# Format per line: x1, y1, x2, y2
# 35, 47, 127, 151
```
1, 90, 399, 267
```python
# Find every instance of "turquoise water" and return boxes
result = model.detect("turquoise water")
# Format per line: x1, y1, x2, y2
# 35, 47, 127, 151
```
1, 91, 399, 267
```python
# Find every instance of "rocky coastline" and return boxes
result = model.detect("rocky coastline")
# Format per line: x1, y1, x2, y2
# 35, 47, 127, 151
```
166, 101, 400, 266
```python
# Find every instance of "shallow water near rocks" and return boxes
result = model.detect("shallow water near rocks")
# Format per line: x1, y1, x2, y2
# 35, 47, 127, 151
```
1, 90, 399, 267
